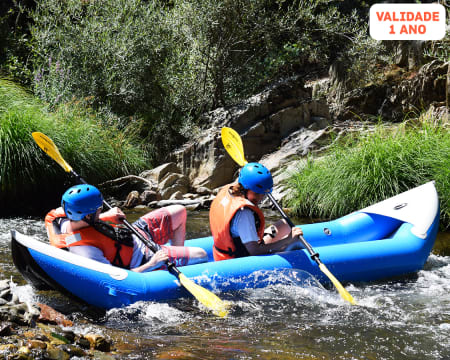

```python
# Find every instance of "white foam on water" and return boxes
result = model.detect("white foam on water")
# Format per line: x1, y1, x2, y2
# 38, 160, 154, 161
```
104, 300, 190, 333
10, 283, 38, 304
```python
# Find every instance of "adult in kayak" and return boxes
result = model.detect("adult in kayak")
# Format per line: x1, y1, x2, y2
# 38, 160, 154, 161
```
209, 162, 304, 261
45, 184, 208, 272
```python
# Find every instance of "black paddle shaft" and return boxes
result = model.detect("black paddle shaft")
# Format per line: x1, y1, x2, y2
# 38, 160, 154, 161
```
70, 170, 180, 276
267, 193, 320, 262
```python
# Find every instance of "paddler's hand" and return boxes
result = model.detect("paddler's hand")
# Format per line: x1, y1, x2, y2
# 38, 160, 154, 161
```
147, 249, 169, 269
131, 249, 170, 273
291, 227, 303, 239
99, 207, 126, 223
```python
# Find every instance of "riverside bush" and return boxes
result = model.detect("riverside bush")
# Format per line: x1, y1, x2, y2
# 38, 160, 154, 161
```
0, 79, 146, 216
28, 0, 369, 162
287, 121, 450, 229
29, 0, 185, 162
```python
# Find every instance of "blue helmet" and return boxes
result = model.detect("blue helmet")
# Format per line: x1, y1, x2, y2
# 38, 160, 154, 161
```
238, 162, 273, 194
61, 184, 103, 221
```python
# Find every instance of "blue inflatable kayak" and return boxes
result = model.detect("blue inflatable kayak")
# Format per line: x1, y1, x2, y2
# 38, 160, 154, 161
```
11, 181, 440, 309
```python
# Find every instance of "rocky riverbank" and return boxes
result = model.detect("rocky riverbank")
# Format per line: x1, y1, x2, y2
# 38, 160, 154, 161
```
0, 279, 118, 359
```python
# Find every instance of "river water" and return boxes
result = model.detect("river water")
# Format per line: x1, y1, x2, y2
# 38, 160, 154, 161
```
1, 211, 449, 360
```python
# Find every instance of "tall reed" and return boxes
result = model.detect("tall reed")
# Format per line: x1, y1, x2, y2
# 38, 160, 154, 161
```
287, 121, 449, 229
0, 79, 147, 215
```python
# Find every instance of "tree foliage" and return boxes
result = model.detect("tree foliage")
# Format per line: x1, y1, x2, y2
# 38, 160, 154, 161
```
2, 0, 446, 163
0, 0, 35, 83
27, 0, 371, 162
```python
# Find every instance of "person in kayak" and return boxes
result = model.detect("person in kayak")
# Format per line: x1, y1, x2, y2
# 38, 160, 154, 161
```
46, 184, 207, 272
210, 162, 303, 261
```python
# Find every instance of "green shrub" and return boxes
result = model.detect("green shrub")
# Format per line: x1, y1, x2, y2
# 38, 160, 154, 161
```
423, 37, 450, 63
287, 121, 450, 229
151, 0, 371, 109
0, 79, 147, 215
0, 0, 34, 85
28, 0, 179, 163
28, 0, 370, 161
30, 0, 165, 113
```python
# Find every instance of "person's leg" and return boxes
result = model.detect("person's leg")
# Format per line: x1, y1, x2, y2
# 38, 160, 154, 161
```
164, 205, 187, 246
133, 206, 183, 246
162, 245, 207, 267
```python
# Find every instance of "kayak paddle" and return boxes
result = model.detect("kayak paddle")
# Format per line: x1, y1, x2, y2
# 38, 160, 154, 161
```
32, 132, 230, 317
221, 127, 356, 305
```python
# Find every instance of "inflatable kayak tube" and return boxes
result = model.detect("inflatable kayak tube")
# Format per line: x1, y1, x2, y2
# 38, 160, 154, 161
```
10, 181, 440, 309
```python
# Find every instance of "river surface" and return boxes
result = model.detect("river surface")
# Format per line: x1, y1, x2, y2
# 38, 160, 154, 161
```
1, 210, 449, 360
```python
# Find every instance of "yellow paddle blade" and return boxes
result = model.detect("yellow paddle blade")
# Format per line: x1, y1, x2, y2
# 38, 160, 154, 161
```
221, 127, 248, 166
319, 263, 357, 305
178, 273, 230, 317
32, 132, 73, 173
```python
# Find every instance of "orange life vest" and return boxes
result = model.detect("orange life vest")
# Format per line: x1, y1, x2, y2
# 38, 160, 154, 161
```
209, 184, 265, 261
45, 208, 134, 269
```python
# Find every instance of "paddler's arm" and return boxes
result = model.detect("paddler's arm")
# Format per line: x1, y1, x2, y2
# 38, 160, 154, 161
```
245, 228, 303, 255
233, 209, 303, 255
130, 249, 169, 273
99, 207, 126, 224
262, 220, 303, 244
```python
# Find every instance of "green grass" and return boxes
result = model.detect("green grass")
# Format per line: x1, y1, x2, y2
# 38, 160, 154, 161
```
287, 120, 450, 229
0, 79, 147, 215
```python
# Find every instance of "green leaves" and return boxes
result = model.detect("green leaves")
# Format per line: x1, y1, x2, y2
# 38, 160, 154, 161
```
0, 79, 146, 215
27, 0, 373, 163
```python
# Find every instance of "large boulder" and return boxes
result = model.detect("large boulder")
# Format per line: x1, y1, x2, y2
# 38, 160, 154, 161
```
159, 173, 190, 200
169, 76, 331, 192
335, 60, 448, 121
99, 175, 155, 204
380, 60, 448, 121
139, 163, 180, 183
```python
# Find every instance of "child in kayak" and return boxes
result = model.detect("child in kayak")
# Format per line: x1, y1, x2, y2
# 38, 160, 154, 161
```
209, 162, 303, 261
46, 184, 207, 272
